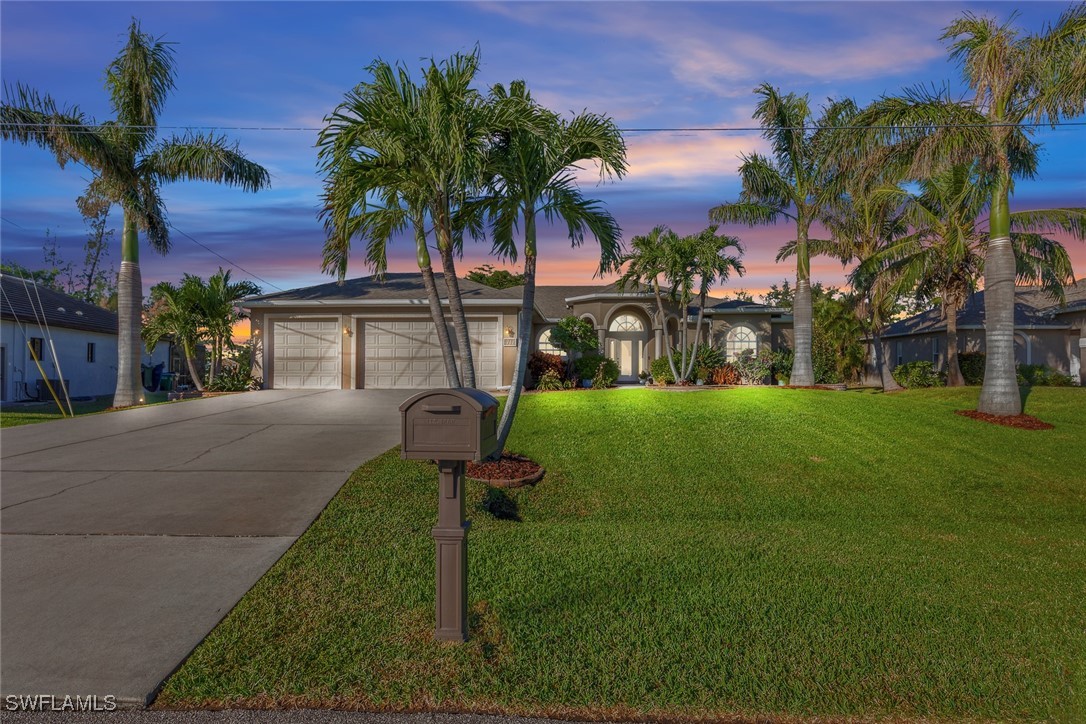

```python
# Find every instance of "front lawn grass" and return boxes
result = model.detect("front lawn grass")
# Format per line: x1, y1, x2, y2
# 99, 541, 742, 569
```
158, 387, 1086, 721
0, 396, 114, 427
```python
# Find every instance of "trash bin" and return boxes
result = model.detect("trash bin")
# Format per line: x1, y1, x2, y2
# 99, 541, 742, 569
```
160, 373, 176, 392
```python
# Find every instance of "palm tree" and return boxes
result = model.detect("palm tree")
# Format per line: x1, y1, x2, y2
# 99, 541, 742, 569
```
143, 275, 208, 391
471, 80, 626, 454
840, 7, 1086, 414
198, 268, 260, 384
319, 59, 461, 385
864, 164, 1079, 386
617, 225, 744, 382
709, 85, 849, 386
1, 20, 269, 407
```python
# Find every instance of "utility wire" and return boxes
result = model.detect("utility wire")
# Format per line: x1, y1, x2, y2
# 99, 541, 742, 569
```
2, 121, 1086, 133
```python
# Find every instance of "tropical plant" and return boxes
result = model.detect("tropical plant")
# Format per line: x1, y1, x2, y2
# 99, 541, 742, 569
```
710, 84, 851, 386
534, 369, 567, 392
143, 276, 208, 391
650, 355, 675, 384
892, 361, 945, 389
618, 225, 743, 382
1, 20, 270, 406
840, 7, 1086, 414
709, 364, 741, 386
734, 349, 772, 385
471, 79, 626, 455
196, 268, 260, 384
527, 351, 566, 388
574, 353, 618, 384
463, 264, 526, 289
549, 316, 600, 359
813, 292, 867, 384
958, 351, 986, 385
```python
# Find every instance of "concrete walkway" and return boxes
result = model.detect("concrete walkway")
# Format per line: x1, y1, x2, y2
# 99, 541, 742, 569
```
1, 390, 408, 706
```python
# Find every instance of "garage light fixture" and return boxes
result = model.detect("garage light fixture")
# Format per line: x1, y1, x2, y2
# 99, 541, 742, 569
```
343, 325, 353, 336
503, 326, 516, 339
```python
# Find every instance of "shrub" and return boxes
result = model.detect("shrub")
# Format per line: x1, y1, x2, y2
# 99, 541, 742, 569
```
687, 344, 724, 372
1017, 364, 1074, 387
535, 369, 566, 391
575, 353, 619, 386
650, 355, 675, 384
892, 361, 945, 389
205, 366, 258, 392
709, 364, 741, 385
696, 366, 712, 383
527, 351, 566, 389
958, 352, 986, 385
734, 349, 771, 385
550, 316, 599, 357
591, 360, 617, 389
770, 348, 794, 383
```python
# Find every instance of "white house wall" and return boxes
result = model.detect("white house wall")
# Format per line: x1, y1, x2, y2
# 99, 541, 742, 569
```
1, 321, 119, 400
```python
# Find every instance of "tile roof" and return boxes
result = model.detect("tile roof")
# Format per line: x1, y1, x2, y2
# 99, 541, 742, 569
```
0, 275, 118, 335
246, 272, 525, 304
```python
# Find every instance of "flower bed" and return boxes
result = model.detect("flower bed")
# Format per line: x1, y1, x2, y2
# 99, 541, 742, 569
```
466, 453, 545, 488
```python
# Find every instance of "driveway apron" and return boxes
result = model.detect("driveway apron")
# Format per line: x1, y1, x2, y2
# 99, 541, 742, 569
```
1, 389, 407, 706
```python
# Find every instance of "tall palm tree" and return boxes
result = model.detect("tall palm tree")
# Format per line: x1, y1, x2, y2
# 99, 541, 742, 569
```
1, 20, 269, 407
840, 6, 1086, 413
471, 80, 626, 454
319, 59, 461, 385
709, 85, 849, 386
198, 268, 260, 383
617, 225, 684, 381
865, 164, 1079, 386
681, 226, 745, 380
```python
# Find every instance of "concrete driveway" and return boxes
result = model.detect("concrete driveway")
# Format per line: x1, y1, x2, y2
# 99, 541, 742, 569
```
1, 389, 408, 706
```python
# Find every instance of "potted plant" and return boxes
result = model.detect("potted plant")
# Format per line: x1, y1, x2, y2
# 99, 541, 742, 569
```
696, 365, 711, 385
638, 370, 649, 385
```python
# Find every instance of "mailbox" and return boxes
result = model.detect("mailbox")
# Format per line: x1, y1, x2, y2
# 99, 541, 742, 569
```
399, 387, 499, 642
400, 388, 499, 462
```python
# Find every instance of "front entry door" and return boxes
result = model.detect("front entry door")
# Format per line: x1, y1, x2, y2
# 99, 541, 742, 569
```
607, 338, 641, 382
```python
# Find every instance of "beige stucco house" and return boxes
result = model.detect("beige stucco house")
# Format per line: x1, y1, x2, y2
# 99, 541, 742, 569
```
870, 282, 1085, 385
245, 273, 795, 390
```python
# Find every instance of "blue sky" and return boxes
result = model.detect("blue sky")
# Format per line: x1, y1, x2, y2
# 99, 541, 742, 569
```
2, 1, 1083, 300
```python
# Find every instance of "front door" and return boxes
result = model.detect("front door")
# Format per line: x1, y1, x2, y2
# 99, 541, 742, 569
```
607, 337, 641, 382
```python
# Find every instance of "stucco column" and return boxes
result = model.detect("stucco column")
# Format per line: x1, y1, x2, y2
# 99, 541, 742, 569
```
597, 327, 606, 353
655, 328, 662, 358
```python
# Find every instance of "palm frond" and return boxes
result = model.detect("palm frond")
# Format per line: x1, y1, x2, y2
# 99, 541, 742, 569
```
141, 133, 270, 191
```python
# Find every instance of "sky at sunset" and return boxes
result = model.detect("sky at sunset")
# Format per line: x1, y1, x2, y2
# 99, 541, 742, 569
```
2, 1, 1084, 312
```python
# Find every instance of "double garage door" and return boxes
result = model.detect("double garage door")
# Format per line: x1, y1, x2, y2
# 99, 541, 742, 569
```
270, 318, 499, 390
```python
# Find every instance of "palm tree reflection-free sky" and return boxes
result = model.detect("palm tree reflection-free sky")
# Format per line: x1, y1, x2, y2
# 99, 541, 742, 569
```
2, 2, 1084, 303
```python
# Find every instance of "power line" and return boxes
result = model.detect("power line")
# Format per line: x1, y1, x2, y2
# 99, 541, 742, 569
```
2, 120, 1086, 133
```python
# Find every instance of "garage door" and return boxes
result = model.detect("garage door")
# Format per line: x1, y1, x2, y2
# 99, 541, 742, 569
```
271, 319, 340, 389
363, 318, 500, 389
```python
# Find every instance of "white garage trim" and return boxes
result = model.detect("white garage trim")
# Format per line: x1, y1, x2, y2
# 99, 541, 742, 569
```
268, 316, 342, 389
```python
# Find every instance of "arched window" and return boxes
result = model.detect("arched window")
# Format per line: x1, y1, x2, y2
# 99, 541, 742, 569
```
537, 328, 565, 357
724, 326, 757, 360
608, 314, 644, 332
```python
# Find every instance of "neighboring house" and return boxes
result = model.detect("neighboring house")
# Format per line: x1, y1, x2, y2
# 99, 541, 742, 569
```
244, 272, 794, 390
0, 275, 176, 401
871, 282, 1085, 385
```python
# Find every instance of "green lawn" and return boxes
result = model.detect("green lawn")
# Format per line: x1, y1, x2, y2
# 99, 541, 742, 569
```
157, 387, 1086, 721
0, 396, 116, 427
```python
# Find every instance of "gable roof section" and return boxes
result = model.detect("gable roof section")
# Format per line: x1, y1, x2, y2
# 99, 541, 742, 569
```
704, 299, 789, 315
245, 272, 525, 306
0, 275, 118, 335
881, 288, 1072, 338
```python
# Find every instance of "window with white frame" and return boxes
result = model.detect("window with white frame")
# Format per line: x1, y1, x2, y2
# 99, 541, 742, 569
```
724, 326, 757, 360
608, 314, 644, 332
537, 328, 565, 357
87, 342, 96, 363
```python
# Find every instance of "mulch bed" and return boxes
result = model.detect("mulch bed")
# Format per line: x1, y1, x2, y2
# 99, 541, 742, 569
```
954, 409, 1054, 430
466, 453, 545, 488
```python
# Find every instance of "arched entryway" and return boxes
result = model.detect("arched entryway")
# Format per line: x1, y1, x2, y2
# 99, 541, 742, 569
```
606, 312, 650, 382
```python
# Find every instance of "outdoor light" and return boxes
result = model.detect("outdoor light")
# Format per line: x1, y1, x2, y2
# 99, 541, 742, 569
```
503, 326, 516, 339
343, 325, 353, 336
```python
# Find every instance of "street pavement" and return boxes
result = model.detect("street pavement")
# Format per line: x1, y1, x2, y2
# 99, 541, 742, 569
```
1, 390, 408, 707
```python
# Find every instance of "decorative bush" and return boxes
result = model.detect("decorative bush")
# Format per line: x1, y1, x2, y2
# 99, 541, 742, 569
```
205, 366, 258, 392
696, 365, 712, 383
535, 369, 566, 391
770, 348, 794, 383
734, 349, 772, 385
575, 353, 619, 385
1017, 364, 1075, 387
892, 361, 945, 388
709, 364, 741, 385
591, 360, 617, 389
686, 344, 725, 373
527, 351, 566, 389
650, 355, 675, 384
958, 352, 986, 385
550, 316, 599, 357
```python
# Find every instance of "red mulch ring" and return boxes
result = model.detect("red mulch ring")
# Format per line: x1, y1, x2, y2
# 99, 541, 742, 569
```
466, 453, 545, 488
954, 409, 1054, 430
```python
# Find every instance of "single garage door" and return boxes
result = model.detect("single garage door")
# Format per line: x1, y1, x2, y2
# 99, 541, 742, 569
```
271, 319, 340, 389
363, 318, 499, 389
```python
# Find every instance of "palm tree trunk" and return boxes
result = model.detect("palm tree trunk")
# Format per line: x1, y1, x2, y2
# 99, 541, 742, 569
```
412, 218, 460, 387
434, 201, 475, 388
495, 210, 536, 456
653, 279, 679, 381
184, 341, 205, 392
113, 213, 143, 407
945, 298, 964, 387
872, 329, 901, 392
684, 294, 706, 380
978, 179, 1021, 415
791, 223, 815, 386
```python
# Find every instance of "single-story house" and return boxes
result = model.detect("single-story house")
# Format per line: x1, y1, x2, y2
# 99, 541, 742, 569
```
0, 275, 183, 401
244, 272, 795, 390
870, 282, 1085, 385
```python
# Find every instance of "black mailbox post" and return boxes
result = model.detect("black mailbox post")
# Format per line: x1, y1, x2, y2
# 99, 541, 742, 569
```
400, 388, 498, 641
